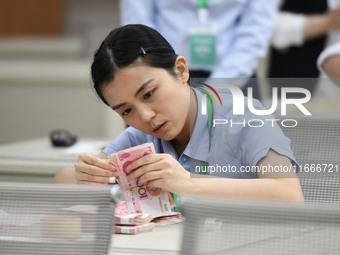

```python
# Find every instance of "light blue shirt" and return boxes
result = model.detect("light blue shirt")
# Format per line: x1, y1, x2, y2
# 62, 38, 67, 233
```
120, 0, 278, 80
103, 88, 297, 179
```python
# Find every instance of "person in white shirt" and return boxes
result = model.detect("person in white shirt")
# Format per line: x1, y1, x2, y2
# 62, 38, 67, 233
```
269, 0, 340, 95
271, 3, 340, 50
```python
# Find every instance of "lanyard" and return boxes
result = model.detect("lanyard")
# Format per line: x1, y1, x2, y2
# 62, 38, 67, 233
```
198, 0, 209, 9
199, 95, 213, 175
197, 0, 209, 23
172, 95, 213, 211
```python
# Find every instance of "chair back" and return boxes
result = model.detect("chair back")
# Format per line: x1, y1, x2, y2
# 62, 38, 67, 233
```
180, 196, 340, 255
0, 182, 115, 255
280, 116, 340, 206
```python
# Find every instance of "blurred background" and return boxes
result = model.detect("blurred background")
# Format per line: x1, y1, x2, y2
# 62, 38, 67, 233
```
1, 0, 340, 146
0, 0, 340, 183
0, 0, 124, 145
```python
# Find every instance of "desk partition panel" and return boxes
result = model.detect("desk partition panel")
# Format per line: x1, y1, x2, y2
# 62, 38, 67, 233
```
0, 183, 115, 255
180, 197, 340, 255
281, 116, 340, 206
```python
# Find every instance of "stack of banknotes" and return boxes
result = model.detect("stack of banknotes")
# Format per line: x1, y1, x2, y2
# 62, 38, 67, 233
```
114, 201, 154, 234
114, 201, 183, 234
109, 143, 183, 234
109, 143, 176, 218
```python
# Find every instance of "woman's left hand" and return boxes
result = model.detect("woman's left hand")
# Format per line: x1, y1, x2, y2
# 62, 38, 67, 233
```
126, 153, 191, 194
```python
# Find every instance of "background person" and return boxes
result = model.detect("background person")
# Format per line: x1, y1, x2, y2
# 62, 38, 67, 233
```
269, 0, 340, 95
120, 0, 279, 99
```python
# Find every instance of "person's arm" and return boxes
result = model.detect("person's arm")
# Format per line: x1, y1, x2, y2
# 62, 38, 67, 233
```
120, 0, 156, 27
128, 149, 304, 202
272, 8, 340, 50
304, 8, 340, 41
52, 127, 149, 184
321, 54, 340, 87
186, 150, 303, 202
52, 152, 117, 184
317, 42, 340, 87
210, 0, 278, 80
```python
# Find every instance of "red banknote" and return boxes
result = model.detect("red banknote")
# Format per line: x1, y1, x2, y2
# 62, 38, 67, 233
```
109, 143, 174, 218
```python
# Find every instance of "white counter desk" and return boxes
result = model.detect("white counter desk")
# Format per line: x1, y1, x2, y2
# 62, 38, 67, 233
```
0, 137, 183, 254
0, 138, 108, 182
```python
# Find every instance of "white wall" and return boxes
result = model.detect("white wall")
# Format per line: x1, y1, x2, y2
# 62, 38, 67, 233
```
0, 0, 124, 145
0, 58, 125, 145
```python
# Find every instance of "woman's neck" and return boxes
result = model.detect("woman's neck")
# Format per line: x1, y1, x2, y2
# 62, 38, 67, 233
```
171, 88, 198, 157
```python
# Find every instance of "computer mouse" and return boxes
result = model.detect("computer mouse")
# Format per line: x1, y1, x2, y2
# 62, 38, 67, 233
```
49, 129, 77, 147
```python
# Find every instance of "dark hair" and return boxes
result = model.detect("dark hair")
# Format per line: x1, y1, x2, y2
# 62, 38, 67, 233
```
91, 24, 178, 106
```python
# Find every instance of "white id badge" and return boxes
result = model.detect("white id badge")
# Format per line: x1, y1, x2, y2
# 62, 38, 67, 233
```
188, 26, 218, 69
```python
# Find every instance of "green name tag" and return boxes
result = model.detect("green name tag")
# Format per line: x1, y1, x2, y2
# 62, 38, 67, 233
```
189, 30, 217, 67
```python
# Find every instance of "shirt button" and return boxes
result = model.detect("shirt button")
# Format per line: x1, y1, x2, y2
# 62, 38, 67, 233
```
183, 157, 187, 162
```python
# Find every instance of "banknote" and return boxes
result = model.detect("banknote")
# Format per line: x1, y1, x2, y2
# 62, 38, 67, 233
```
115, 213, 152, 226
115, 201, 152, 225
109, 143, 173, 218
152, 213, 183, 226
115, 222, 155, 235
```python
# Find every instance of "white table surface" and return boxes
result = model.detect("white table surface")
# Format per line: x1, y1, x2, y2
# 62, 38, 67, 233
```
112, 224, 182, 255
0, 138, 183, 254
0, 138, 108, 176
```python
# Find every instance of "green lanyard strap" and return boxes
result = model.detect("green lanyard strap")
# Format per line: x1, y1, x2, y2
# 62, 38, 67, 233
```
206, 95, 213, 147
199, 95, 213, 175
198, 0, 209, 9
172, 94, 213, 211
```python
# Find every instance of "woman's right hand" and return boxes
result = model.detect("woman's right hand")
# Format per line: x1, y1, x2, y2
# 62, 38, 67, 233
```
74, 152, 117, 185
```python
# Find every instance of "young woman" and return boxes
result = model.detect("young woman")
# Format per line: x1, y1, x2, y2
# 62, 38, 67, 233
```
53, 24, 303, 202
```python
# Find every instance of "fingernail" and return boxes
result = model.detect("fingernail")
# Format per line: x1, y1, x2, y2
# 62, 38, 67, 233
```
136, 179, 143, 187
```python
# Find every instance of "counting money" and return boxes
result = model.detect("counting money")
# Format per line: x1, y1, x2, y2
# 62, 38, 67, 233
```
109, 143, 173, 218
